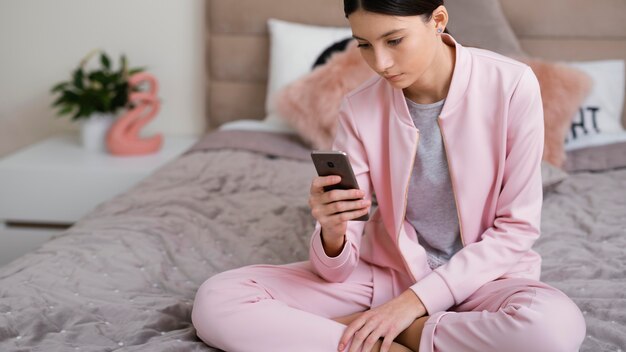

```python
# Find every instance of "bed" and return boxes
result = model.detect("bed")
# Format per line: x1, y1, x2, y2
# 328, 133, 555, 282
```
1, 0, 625, 351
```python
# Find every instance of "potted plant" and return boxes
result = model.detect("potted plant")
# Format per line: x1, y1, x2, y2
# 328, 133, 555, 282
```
50, 49, 144, 152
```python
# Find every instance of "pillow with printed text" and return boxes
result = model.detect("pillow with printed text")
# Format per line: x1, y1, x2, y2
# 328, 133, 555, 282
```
563, 60, 626, 151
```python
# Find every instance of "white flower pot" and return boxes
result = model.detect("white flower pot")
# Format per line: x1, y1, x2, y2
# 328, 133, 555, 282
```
80, 113, 115, 152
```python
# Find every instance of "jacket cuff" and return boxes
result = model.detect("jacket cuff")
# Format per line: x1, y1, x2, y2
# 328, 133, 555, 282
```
310, 230, 351, 269
410, 272, 456, 315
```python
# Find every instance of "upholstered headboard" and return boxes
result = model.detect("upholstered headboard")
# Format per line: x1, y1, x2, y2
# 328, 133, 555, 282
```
205, 0, 626, 129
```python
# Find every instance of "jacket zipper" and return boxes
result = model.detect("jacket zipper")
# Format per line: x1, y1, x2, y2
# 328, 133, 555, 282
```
396, 130, 420, 282
396, 119, 467, 283
437, 117, 466, 247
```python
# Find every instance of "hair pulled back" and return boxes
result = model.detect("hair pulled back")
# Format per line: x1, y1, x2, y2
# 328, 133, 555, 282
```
344, 0, 444, 23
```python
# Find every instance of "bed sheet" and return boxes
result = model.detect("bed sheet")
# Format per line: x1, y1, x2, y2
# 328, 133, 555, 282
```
0, 130, 624, 351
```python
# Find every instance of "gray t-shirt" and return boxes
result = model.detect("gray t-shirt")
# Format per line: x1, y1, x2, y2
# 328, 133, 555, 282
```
405, 97, 462, 269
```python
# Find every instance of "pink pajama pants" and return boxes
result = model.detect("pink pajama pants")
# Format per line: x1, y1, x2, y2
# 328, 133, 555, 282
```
192, 260, 586, 352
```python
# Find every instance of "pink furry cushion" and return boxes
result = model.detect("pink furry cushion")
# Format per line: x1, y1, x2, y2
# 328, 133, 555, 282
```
275, 44, 592, 169
517, 57, 593, 168
274, 41, 375, 149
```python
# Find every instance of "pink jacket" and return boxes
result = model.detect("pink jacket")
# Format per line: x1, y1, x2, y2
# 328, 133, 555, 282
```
309, 34, 545, 315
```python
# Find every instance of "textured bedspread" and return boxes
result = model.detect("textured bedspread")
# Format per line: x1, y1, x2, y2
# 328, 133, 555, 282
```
0, 131, 317, 351
538, 167, 626, 352
0, 130, 624, 351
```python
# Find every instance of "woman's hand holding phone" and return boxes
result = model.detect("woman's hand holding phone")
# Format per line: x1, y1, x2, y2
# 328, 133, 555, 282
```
308, 175, 371, 256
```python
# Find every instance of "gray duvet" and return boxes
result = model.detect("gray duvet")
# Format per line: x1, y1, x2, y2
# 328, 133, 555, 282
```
0, 130, 624, 351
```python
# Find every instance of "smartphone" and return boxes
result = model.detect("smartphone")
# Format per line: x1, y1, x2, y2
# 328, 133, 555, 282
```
311, 150, 369, 221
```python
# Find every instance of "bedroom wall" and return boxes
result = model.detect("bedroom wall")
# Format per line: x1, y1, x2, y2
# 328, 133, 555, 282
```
0, 0, 206, 158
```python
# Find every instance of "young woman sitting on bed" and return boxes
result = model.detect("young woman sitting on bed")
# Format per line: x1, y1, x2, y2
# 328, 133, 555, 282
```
192, 1, 586, 351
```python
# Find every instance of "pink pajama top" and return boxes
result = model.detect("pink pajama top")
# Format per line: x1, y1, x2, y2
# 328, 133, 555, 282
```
308, 33, 545, 315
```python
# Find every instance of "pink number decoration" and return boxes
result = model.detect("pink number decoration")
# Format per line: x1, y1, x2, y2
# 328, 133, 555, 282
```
106, 72, 163, 155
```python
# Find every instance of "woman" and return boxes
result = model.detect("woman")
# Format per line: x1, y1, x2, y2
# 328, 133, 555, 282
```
192, 1, 587, 351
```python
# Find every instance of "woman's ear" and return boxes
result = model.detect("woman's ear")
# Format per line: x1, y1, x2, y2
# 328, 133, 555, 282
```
432, 5, 449, 34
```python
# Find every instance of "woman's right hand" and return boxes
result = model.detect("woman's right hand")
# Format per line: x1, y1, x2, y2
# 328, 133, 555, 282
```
308, 176, 371, 251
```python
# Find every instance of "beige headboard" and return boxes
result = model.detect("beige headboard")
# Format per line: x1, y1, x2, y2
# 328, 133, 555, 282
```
205, 0, 626, 129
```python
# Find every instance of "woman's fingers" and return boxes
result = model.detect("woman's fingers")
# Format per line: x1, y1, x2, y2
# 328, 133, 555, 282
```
322, 188, 365, 204
337, 291, 424, 352
314, 202, 368, 225
311, 176, 341, 194
309, 176, 368, 222
380, 334, 397, 352
361, 325, 387, 352
322, 205, 370, 225
379, 327, 402, 352
309, 176, 370, 243
346, 317, 383, 352
315, 196, 370, 221
326, 198, 370, 216
338, 315, 366, 351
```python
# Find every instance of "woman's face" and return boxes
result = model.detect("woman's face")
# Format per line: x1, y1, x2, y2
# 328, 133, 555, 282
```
348, 9, 440, 88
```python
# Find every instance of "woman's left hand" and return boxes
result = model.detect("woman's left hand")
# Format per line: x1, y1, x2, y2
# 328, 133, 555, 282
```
338, 290, 427, 352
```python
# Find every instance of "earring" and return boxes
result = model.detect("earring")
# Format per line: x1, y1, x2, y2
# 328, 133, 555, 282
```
437, 28, 443, 33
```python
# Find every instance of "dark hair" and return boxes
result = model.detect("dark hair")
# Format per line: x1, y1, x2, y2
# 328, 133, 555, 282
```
344, 0, 444, 23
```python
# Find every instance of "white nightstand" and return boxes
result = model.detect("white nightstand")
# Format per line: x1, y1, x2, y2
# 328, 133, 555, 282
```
0, 133, 197, 266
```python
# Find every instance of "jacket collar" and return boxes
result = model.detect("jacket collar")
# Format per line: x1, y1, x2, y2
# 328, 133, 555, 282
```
390, 33, 471, 122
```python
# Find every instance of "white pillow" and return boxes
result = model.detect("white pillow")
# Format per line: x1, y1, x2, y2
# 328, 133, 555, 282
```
563, 60, 625, 151
218, 119, 297, 134
264, 19, 352, 131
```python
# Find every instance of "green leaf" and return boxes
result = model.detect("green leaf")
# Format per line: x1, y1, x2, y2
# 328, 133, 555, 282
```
100, 53, 111, 70
108, 72, 121, 86
52, 95, 67, 107
120, 55, 127, 71
88, 71, 102, 82
100, 73, 115, 89
52, 90, 79, 109
84, 90, 100, 112
96, 89, 110, 110
84, 106, 95, 116
119, 54, 129, 79
64, 90, 81, 103
51, 82, 69, 93
128, 67, 145, 76
111, 87, 127, 108
73, 69, 84, 90
58, 105, 74, 116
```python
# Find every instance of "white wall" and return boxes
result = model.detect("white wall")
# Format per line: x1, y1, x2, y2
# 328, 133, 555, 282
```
0, 0, 206, 158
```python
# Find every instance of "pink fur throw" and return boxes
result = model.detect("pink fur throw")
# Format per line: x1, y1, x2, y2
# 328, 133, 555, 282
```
517, 57, 593, 168
275, 43, 592, 168
274, 41, 375, 149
